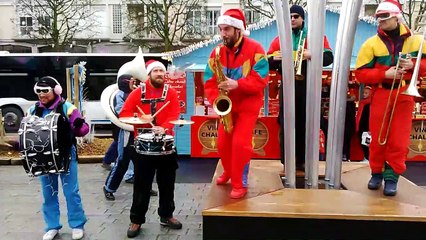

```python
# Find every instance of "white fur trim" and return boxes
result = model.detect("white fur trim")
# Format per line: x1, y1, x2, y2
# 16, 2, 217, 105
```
146, 61, 166, 74
217, 15, 245, 31
376, 2, 400, 15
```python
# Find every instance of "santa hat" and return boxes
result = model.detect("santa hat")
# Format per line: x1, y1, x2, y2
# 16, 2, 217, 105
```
376, 0, 402, 21
146, 60, 166, 75
217, 8, 250, 36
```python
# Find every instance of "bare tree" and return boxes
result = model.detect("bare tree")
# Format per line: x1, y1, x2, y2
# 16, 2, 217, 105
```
126, 0, 204, 52
241, 0, 307, 19
15, 0, 99, 51
401, 0, 426, 31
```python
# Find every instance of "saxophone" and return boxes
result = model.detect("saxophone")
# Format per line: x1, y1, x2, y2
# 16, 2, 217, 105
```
212, 46, 233, 133
294, 33, 305, 80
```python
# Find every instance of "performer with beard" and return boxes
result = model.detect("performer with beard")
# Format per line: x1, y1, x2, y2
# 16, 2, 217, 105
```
204, 8, 269, 199
119, 60, 181, 238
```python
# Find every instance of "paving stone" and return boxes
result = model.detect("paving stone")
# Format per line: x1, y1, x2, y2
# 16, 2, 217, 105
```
0, 164, 205, 240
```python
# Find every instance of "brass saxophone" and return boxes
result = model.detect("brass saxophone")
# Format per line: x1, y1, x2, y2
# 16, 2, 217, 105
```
294, 33, 305, 80
212, 46, 233, 133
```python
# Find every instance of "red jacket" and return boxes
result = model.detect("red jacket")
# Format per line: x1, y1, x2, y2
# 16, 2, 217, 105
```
120, 81, 180, 136
204, 36, 269, 114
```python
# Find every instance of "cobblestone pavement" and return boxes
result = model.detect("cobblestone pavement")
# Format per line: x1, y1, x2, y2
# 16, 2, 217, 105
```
0, 164, 209, 240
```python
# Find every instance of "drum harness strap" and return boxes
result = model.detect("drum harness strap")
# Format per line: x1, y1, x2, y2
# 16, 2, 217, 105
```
33, 100, 77, 162
140, 83, 169, 125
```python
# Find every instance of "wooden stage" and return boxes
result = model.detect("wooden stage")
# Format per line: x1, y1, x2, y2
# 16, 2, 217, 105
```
203, 160, 426, 239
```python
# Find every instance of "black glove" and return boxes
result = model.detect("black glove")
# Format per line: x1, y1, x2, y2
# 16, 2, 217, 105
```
73, 118, 85, 129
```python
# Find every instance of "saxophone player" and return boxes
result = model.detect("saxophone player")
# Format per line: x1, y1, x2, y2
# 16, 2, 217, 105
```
204, 8, 269, 199
354, 0, 426, 196
267, 5, 334, 170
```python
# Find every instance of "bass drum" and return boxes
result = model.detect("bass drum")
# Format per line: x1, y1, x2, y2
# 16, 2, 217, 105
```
18, 113, 72, 177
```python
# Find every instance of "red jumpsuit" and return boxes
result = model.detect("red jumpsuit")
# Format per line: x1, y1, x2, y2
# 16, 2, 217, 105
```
204, 35, 269, 192
354, 23, 426, 175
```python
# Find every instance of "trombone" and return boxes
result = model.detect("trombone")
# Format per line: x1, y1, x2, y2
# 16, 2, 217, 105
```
378, 31, 425, 145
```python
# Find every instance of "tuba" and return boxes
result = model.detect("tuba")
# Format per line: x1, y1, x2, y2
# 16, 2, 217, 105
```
212, 46, 233, 133
294, 33, 306, 80
100, 47, 147, 132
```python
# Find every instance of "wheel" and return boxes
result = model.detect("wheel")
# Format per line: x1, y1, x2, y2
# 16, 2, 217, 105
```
1, 106, 24, 133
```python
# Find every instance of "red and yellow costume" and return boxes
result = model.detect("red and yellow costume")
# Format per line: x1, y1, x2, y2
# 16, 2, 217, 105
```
355, 23, 426, 177
204, 35, 269, 194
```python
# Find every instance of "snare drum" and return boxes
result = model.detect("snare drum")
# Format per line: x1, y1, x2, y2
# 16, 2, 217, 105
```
135, 132, 175, 155
18, 113, 72, 177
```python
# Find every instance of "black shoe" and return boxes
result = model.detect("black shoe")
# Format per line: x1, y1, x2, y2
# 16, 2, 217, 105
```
384, 180, 397, 196
103, 186, 115, 201
127, 223, 141, 238
160, 217, 182, 229
150, 189, 158, 196
368, 174, 383, 190
125, 177, 134, 184
101, 163, 112, 171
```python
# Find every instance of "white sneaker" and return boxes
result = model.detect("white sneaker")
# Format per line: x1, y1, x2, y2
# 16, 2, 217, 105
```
43, 229, 58, 240
72, 228, 84, 240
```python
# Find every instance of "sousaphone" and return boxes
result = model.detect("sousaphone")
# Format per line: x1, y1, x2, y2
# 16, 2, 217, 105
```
100, 47, 148, 131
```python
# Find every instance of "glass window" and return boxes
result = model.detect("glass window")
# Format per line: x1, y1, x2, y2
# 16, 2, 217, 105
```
207, 10, 220, 35
365, 4, 378, 17
187, 9, 202, 36
37, 16, 51, 35
20, 16, 33, 35
112, 4, 123, 34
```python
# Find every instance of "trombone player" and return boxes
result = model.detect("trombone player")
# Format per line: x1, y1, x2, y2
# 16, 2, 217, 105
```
354, 0, 426, 196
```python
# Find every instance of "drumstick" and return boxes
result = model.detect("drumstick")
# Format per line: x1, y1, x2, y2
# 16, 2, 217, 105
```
136, 106, 146, 115
136, 105, 155, 127
152, 101, 170, 118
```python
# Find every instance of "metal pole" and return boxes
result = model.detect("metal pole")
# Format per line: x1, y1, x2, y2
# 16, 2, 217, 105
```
325, 0, 363, 188
273, 0, 296, 188
306, 0, 326, 188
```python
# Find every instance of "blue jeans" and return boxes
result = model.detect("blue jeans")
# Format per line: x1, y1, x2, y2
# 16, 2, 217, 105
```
40, 147, 87, 231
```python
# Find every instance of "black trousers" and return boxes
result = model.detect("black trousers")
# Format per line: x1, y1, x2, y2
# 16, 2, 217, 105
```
358, 131, 370, 160
130, 152, 178, 224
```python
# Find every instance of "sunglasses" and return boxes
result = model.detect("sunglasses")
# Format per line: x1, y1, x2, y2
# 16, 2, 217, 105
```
34, 87, 52, 94
291, 14, 300, 19
375, 13, 393, 21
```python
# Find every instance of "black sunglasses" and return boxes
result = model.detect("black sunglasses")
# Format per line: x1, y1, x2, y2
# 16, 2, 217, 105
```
375, 13, 391, 20
35, 88, 52, 94
291, 14, 300, 19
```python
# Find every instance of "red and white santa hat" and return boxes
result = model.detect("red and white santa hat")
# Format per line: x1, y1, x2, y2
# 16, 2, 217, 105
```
375, 0, 402, 21
217, 8, 250, 36
146, 60, 166, 74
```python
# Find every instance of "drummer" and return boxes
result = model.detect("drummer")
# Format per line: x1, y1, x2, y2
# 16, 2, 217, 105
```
28, 76, 88, 240
119, 60, 182, 238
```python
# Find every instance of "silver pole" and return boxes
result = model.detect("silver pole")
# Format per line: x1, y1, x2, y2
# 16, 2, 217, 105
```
273, 0, 296, 188
325, 0, 363, 188
306, 0, 326, 188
